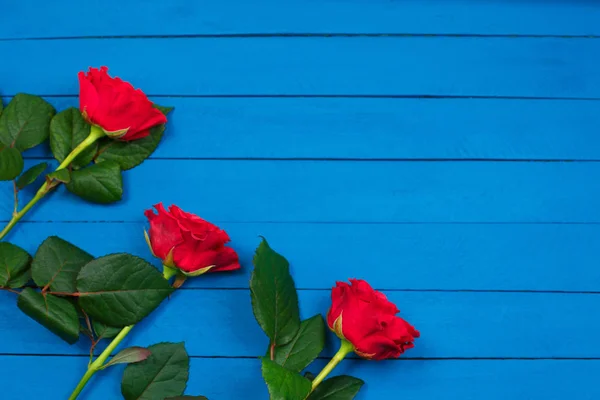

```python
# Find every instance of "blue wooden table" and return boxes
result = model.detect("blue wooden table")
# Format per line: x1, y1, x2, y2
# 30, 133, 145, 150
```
1, 1, 600, 398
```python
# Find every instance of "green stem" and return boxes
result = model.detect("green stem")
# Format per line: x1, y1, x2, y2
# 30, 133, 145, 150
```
67, 265, 179, 399
68, 325, 134, 400
311, 339, 354, 391
0, 126, 105, 241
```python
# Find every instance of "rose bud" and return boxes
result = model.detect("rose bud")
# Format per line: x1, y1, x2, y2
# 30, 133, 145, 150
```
327, 279, 419, 360
144, 203, 241, 277
78, 66, 167, 141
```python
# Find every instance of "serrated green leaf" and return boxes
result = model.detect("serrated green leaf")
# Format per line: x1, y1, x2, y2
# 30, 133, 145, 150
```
17, 288, 79, 344
95, 124, 164, 171
46, 168, 71, 185
121, 342, 189, 400
0, 146, 24, 181
31, 236, 93, 293
0, 242, 32, 288
66, 161, 123, 204
307, 376, 364, 400
273, 315, 326, 372
262, 358, 312, 400
77, 254, 174, 326
0, 94, 55, 151
251, 238, 300, 346
92, 320, 121, 340
16, 162, 47, 189
100, 346, 151, 370
50, 107, 96, 168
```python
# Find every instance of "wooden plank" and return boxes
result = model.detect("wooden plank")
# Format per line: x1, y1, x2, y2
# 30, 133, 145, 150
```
1, 1, 600, 37
1, 357, 598, 399
10, 96, 600, 161
1, 38, 600, 98
6, 222, 600, 292
1, 290, 598, 358
2, 160, 599, 223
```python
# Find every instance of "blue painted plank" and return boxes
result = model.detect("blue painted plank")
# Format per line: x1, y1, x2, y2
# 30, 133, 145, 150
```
1, 0, 600, 37
1, 160, 598, 223
9, 96, 600, 161
1, 290, 598, 358
2, 357, 598, 399
6, 222, 600, 292
1, 38, 599, 98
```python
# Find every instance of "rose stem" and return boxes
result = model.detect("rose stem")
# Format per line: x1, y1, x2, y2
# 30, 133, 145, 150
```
68, 325, 134, 400
310, 339, 354, 391
0, 125, 106, 241
67, 266, 177, 400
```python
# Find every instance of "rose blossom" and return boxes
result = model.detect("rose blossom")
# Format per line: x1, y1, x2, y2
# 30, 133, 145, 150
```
144, 203, 240, 275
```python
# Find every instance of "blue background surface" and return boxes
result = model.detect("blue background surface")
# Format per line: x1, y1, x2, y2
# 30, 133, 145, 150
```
1, 1, 599, 398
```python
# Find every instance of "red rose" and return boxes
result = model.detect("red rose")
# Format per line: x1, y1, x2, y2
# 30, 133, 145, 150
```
144, 203, 241, 275
78, 66, 167, 141
327, 279, 419, 360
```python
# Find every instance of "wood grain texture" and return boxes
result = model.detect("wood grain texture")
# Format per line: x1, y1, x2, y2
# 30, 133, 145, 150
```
7, 96, 600, 161
1, 0, 600, 37
2, 1, 599, 398
1, 357, 598, 399
2, 160, 599, 223
1, 37, 599, 98
1, 289, 598, 358
6, 222, 600, 292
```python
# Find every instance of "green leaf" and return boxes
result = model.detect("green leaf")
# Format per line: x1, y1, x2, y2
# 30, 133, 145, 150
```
66, 161, 123, 204
0, 93, 55, 151
50, 108, 96, 168
92, 320, 121, 340
262, 358, 312, 400
94, 104, 172, 171
0, 242, 32, 288
17, 288, 79, 344
95, 124, 164, 171
46, 168, 71, 185
16, 162, 47, 189
251, 238, 300, 346
273, 315, 326, 372
31, 236, 93, 293
307, 376, 364, 400
0, 146, 24, 181
77, 253, 174, 326
99, 346, 151, 370
121, 342, 189, 400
